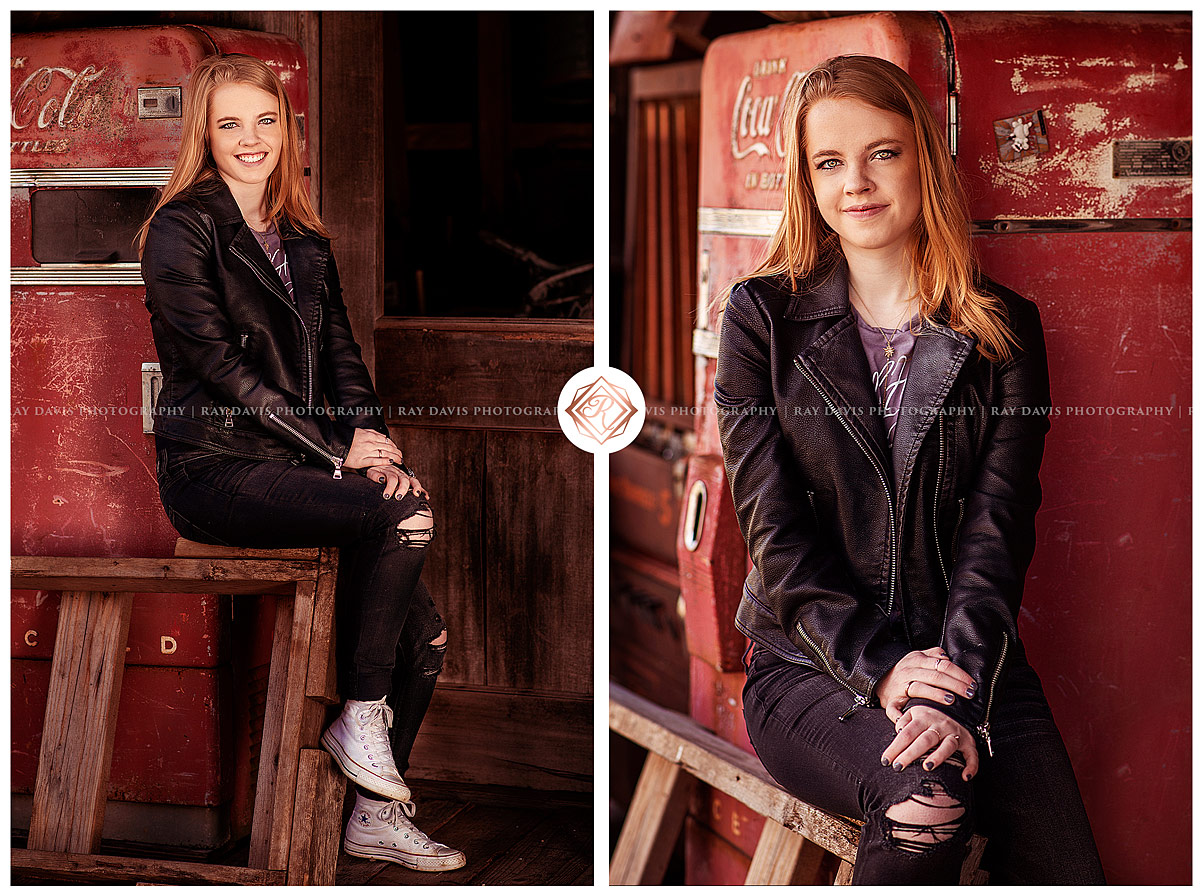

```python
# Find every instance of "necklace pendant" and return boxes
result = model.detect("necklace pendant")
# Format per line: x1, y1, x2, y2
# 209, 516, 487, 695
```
884, 344, 894, 359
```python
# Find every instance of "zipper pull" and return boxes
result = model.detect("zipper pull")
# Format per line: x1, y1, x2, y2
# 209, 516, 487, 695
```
224, 409, 234, 428
838, 694, 867, 722
332, 457, 344, 480
977, 721, 994, 757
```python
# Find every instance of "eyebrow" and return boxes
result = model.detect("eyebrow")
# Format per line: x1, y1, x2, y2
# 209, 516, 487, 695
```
215, 111, 278, 124
810, 137, 903, 160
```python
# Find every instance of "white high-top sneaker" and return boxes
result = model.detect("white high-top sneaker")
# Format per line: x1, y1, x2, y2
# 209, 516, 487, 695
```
320, 697, 411, 802
344, 792, 467, 872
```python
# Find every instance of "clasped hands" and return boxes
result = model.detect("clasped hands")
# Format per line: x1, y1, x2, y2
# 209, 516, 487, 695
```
875, 647, 980, 781
344, 428, 427, 500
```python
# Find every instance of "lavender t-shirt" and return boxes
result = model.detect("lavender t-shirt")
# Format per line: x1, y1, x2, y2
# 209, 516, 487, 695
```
251, 224, 294, 302
850, 303, 921, 473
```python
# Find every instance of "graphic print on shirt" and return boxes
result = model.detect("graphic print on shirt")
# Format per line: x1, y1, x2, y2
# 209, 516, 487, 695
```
254, 227, 294, 302
872, 353, 909, 445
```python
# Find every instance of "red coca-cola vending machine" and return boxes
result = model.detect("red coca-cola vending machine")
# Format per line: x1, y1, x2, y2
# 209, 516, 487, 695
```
11, 25, 308, 850
681, 12, 1189, 884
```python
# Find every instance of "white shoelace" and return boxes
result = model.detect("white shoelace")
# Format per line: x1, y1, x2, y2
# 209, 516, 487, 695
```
356, 700, 398, 773
377, 799, 448, 851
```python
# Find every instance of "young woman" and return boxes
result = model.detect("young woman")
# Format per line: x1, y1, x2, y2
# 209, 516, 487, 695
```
138, 53, 464, 872
714, 55, 1104, 884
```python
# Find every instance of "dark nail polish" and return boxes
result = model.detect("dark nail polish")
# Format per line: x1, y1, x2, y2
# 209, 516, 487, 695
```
966, 688, 976, 698
923, 761, 934, 771
965, 772, 973, 781
944, 693, 954, 703
893, 763, 904, 773
880, 756, 890, 767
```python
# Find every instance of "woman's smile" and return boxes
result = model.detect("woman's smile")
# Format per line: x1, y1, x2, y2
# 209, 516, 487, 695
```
805, 97, 921, 258
206, 82, 282, 203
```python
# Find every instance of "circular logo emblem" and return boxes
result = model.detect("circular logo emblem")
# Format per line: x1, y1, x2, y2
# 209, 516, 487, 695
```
557, 366, 646, 454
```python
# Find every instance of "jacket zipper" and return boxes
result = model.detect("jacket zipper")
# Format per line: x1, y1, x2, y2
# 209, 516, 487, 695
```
952, 498, 965, 559
976, 631, 1008, 757
933, 413, 950, 591
806, 489, 818, 522
794, 618, 869, 721
231, 245, 314, 406
795, 359, 898, 615
267, 410, 344, 479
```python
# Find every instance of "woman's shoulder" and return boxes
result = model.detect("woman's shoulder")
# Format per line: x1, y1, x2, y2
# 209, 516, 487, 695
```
726, 272, 805, 316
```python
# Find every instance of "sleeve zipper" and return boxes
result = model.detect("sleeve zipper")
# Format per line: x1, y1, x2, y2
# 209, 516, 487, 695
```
976, 631, 1009, 757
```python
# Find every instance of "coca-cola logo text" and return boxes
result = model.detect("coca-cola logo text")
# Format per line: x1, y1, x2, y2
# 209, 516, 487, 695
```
729, 61, 805, 164
11, 64, 106, 132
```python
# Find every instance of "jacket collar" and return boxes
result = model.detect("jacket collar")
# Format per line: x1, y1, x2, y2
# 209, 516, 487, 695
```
790, 259, 978, 506
187, 176, 330, 311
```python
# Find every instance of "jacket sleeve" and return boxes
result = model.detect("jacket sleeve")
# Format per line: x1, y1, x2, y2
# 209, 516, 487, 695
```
918, 295, 1052, 738
319, 252, 392, 446
142, 202, 351, 472
715, 283, 910, 702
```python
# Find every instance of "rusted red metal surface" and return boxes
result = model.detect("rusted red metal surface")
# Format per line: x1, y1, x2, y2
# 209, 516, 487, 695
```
685, 11, 1190, 884
10, 25, 308, 843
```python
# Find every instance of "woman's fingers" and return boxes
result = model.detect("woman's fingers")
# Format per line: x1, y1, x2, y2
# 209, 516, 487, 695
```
882, 708, 979, 781
369, 465, 403, 499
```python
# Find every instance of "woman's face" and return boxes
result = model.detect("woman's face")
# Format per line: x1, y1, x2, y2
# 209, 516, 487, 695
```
804, 97, 922, 259
206, 82, 283, 197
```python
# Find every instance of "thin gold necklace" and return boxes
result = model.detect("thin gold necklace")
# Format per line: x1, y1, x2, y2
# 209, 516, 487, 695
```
849, 283, 919, 359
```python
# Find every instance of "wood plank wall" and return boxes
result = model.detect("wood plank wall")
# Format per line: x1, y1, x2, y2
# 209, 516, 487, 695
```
622, 62, 702, 412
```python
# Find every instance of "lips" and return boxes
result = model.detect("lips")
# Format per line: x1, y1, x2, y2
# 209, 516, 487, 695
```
235, 152, 267, 164
843, 203, 887, 219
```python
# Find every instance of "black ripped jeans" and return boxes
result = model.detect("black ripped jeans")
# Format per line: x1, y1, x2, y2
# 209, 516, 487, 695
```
155, 437, 446, 776
742, 641, 1105, 885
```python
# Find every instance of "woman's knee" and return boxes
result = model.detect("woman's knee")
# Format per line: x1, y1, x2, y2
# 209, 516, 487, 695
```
396, 504, 435, 548
873, 760, 973, 855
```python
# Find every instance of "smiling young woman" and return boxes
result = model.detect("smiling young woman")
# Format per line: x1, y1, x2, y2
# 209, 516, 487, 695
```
136, 53, 464, 872
714, 55, 1105, 884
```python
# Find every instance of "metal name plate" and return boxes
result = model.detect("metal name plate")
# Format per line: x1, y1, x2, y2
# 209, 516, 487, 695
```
1113, 140, 1192, 178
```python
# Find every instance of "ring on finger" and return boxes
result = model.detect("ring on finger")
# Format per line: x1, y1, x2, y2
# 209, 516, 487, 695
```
935, 657, 945, 671
905, 681, 914, 698
927, 727, 942, 740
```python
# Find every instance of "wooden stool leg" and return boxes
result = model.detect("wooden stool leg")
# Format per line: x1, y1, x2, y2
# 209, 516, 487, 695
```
287, 749, 347, 885
745, 818, 825, 885
834, 859, 855, 885
609, 752, 694, 885
28, 591, 133, 854
249, 593, 295, 869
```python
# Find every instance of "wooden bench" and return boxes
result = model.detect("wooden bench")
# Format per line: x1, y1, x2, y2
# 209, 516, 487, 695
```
609, 682, 988, 885
11, 540, 346, 886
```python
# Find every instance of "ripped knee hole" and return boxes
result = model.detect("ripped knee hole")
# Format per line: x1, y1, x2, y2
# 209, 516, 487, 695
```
396, 507, 436, 547
420, 630, 448, 677
883, 781, 966, 854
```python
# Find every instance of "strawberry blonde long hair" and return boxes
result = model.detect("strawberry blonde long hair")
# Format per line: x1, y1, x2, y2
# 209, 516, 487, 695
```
136, 53, 328, 255
729, 55, 1017, 364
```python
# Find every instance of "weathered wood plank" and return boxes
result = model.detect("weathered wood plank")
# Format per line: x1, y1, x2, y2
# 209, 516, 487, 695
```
29, 591, 133, 854
287, 749, 346, 886
12, 556, 314, 593
834, 859, 854, 885
319, 10, 383, 376
609, 683, 860, 863
486, 430, 593, 694
305, 547, 340, 702
267, 579, 319, 869
174, 538, 322, 562
406, 686, 591, 792
249, 594, 295, 869
11, 849, 285, 885
609, 752, 693, 885
744, 818, 824, 885
374, 319, 593, 432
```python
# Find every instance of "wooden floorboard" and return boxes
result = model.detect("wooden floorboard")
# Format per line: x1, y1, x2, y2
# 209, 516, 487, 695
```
337, 782, 593, 886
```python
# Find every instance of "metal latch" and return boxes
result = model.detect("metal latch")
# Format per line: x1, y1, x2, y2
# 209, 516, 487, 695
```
138, 87, 182, 119
141, 362, 162, 433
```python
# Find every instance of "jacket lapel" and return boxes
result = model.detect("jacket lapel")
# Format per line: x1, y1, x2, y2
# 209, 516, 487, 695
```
790, 264, 893, 481
891, 319, 976, 510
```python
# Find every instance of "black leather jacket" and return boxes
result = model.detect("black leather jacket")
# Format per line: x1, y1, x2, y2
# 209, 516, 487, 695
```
141, 176, 389, 476
714, 262, 1051, 754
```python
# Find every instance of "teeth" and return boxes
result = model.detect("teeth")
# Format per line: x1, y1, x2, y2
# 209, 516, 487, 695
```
237, 152, 266, 163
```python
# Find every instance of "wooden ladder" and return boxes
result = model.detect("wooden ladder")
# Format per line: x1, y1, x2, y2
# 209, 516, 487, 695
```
609, 682, 988, 885
11, 540, 346, 886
